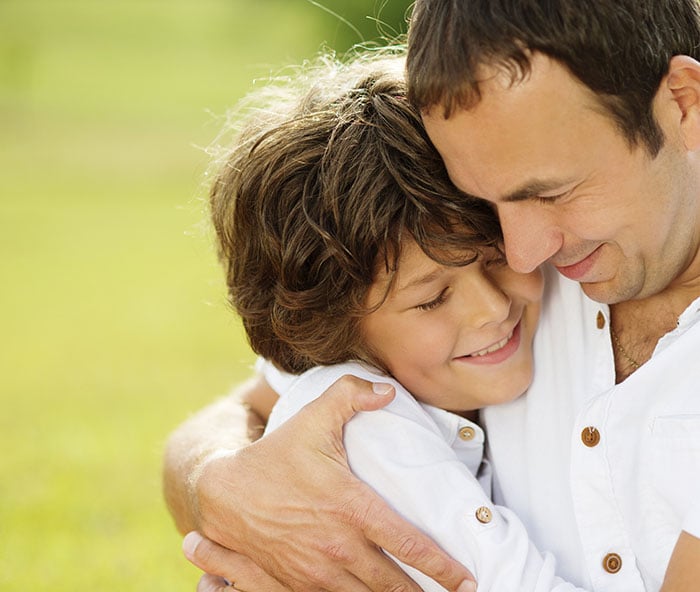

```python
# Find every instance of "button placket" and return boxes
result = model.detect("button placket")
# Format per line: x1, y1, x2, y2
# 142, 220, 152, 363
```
603, 553, 622, 574
581, 426, 601, 447
571, 399, 644, 590
596, 310, 606, 330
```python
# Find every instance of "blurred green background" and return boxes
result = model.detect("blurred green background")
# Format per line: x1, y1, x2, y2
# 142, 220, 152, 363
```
0, 1, 411, 589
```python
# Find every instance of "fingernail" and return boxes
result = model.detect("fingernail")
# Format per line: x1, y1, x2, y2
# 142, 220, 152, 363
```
182, 531, 203, 559
457, 580, 477, 592
372, 382, 392, 395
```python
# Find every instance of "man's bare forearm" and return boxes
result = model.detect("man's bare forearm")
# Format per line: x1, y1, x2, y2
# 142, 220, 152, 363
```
162, 373, 278, 533
660, 531, 700, 592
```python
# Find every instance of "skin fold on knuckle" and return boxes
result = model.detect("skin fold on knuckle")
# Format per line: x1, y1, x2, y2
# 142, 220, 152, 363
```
382, 578, 421, 592
393, 534, 432, 566
329, 375, 371, 408
337, 483, 381, 529
258, 548, 329, 592
293, 564, 339, 592
335, 374, 366, 392
319, 539, 356, 565
421, 553, 464, 586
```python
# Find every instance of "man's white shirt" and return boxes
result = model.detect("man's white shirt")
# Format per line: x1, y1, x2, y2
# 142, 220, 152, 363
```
483, 265, 700, 590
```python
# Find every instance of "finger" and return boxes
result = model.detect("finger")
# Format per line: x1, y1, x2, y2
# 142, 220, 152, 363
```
285, 375, 397, 474
184, 531, 223, 574
197, 573, 230, 592
184, 531, 291, 592
332, 538, 428, 592
298, 375, 395, 429
348, 493, 477, 592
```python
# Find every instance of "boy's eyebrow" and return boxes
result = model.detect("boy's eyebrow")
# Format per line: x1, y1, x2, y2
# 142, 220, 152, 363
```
501, 177, 575, 203
396, 267, 445, 293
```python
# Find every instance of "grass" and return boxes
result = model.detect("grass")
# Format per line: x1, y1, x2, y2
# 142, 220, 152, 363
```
0, 0, 409, 589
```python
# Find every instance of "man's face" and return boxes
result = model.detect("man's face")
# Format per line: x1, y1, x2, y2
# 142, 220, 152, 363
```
422, 54, 700, 304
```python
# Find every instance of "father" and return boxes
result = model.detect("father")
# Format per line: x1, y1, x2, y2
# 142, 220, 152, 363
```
164, 1, 700, 590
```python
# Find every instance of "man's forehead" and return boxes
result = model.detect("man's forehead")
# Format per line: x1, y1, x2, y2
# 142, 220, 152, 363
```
422, 53, 559, 115
421, 55, 602, 202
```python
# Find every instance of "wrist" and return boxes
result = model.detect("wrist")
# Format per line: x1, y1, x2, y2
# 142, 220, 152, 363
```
188, 448, 239, 529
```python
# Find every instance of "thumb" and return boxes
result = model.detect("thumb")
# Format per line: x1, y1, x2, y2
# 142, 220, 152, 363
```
297, 374, 395, 428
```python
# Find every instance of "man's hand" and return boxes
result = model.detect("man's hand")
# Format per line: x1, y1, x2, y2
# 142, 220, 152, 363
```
190, 375, 476, 592
184, 531, 289, 591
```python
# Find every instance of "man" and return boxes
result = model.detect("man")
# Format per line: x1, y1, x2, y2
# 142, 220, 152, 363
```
164, 1, 700, 590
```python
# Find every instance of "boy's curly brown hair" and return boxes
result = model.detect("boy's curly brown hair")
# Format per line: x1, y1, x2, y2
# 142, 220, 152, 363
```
210, 50, 502, 374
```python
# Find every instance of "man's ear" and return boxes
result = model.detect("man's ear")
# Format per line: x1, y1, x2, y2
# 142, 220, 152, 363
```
666, 55, 700, 150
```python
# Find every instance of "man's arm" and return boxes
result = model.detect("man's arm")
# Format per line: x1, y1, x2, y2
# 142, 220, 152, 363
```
660, 531, 700, 592
164, 373, 477, 592
162, 373, 278, 533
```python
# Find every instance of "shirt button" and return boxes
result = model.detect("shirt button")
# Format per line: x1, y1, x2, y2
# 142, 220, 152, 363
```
603, 553, 622, 574
596, 311, 606, 329
475, 506, 492, 523
581, 426, 601, 447
458, 426, 476, 441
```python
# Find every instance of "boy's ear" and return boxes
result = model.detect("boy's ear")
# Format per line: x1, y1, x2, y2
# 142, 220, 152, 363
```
666, 55, 700, 150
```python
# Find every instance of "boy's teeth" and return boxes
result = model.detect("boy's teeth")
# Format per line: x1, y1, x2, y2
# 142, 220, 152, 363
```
471, 330, 514, 357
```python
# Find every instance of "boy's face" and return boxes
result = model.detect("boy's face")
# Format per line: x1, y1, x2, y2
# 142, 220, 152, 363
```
422, 54, 700, 304
361, 240, 543, 413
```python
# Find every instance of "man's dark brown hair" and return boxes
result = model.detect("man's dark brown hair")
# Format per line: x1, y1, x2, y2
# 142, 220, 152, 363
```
210, 52, 501, 374
407, 0, 700, 156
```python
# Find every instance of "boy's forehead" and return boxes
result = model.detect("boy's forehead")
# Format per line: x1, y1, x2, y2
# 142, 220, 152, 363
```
395, 264, 446, 294
372, 240, 438, 287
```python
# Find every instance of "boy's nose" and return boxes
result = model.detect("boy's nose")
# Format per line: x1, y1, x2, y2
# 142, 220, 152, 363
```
461, 270, 511, 329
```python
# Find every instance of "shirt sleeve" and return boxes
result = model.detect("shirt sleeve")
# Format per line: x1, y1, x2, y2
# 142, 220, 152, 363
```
265, 362, 590, 592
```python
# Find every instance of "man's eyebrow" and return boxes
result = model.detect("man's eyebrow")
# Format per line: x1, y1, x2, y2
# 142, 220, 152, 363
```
501, 178, 575, 203
396, 267, 445, 293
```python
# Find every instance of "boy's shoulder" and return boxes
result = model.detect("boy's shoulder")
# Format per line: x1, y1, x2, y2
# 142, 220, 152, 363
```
290, 361, 393, 392
260, 359, 393, 398
264, 360, 431, 434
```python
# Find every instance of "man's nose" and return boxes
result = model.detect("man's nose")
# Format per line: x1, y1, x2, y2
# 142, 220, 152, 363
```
498, 203, 563, 273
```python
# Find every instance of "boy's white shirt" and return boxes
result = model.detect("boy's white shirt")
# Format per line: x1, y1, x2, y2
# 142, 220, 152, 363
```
263, 360, 585, 591
262, 264, 700, 591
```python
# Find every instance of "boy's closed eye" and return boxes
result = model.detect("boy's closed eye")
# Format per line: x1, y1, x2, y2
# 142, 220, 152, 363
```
415, 288, 449, 311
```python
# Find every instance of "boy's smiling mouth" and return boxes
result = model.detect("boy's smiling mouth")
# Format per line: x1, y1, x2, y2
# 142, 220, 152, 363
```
454, 322, 522, 364
469, 329, 515, 357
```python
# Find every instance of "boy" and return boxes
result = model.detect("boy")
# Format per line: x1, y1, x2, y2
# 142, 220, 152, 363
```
200, 50, 586, 591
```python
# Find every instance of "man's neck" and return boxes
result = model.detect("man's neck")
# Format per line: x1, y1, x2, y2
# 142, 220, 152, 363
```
609, 279, 700, 382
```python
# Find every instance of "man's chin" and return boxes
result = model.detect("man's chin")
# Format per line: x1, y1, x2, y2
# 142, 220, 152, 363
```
578, 278, 638, 305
